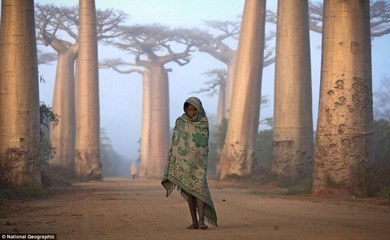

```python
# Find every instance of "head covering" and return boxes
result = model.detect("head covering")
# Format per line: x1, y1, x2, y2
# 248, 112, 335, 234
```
183, 97, 206, 122
161, 97, 217, 226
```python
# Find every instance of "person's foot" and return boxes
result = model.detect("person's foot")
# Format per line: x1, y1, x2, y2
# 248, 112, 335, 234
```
186, 223, 199, 229
199, 224, 208, 230
198, 221, 208, 230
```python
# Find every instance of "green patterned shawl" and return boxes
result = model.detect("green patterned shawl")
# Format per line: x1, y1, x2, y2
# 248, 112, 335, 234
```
161, 97, 218, 226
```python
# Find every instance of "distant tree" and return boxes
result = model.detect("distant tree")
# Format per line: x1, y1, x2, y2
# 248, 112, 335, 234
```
192, 68, 227, 126
194, 68, 270, 133
103, 24, 201, 178
372, 78, 390, 189
195, 19, 275, 122
0, 0, 41, 188
35, 3, 127, 177
100, 128, 130, 177
196, 20, 239, 120
36, 4, 79, 176
205, 115, 220, 179
374, 77, 390, 119
37, 49, 57, 65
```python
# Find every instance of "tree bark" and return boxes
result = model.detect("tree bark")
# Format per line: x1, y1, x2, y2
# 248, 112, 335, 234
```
0, 0, 41, 187
272, 0, 313, 182
224, 56, 237, 119
219, 0, 266, 179
139, 69, 151, 178
50, 44, 78, 177
145, 65, 169, 178
216, 80, 226, 127
75, 0, 102, 180
313, 0, 375, 197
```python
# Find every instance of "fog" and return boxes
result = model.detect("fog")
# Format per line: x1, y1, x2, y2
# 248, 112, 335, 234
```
35, 0, 390, 166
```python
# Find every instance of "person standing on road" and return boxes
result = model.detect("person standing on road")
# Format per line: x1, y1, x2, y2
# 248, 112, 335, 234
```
161, 97, 218, 230
130, 163, 138, 180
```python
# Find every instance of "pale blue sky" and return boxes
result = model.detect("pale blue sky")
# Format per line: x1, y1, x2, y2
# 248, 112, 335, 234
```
34, 0, 389, 161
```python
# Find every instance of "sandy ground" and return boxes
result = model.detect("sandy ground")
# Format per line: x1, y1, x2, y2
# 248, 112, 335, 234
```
1, 177, 390, 240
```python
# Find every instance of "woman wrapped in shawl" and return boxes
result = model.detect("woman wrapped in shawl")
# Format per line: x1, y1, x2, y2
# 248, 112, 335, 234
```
161, 97, 217, 230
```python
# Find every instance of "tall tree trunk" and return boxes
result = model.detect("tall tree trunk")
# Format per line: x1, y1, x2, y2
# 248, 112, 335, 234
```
272, 0, 313, 182
219, 0, 266, 180
75, 0, 102, 179
216, 80, 226, 127
0, 0, 41, 187
145, 65, 169, 178
50, 45, 78, 177
139, 69, 151, 178
224, 56, 237, 119
313, 0, 374, 197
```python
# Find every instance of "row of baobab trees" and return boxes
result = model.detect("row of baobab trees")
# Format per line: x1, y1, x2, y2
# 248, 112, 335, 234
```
0, 0, 389, 197
0, 0, 101, 187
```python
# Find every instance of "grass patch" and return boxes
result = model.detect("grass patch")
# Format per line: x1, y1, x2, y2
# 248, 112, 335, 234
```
0, 182, 45, 200
377, 186, 390, 202
277, 178, 312, 196
285, 180, 312, 195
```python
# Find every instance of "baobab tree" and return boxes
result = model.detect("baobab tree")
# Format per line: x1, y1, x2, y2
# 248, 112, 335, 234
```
309, 0, 390, 39
196, 20, 275, 125
75, 0, 101, 179
219, 0, 267, 179
196, 20, 239, 121
0, 0, 41, 187
192, 68, 227, 126
313, 0, 375, 197
35, 4, 126, 177
272, 0, 313, 182
265, 0, 389, 186
100, 58, 150, 177
104, 25, 200, 178
36, 4, 79, 177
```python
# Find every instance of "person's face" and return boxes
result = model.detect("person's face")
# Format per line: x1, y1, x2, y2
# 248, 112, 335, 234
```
186, 104, 198, 119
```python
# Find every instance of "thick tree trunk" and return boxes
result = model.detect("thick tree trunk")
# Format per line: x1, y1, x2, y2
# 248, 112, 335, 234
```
144, 65, 169, 178
0, 0, 41, 187
313, 0, 374, 197
75, 0, 102, 180
272, 0, 313, 182
219, 0, 266, 180
50, 46, 78, 177
139, 69, 151, 178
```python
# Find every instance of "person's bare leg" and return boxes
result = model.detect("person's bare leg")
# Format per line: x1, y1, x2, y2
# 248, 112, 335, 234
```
196, 198, 208, 229
186, 194, 198, 229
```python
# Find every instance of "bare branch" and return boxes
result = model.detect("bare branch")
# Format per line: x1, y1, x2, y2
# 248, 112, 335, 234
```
107, 24, 195, 68
100, 58, 143, 75
37, 50, 57, 65
192, 68, 227, 97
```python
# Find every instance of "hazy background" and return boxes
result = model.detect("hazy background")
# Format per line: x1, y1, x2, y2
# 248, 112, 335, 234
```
35, 0, 390, 163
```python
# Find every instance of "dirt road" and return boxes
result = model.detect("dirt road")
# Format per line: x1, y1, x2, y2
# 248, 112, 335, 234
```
1, 178, 390, 240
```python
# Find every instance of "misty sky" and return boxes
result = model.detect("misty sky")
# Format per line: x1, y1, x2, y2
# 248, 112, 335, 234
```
35, 0, 390, 162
